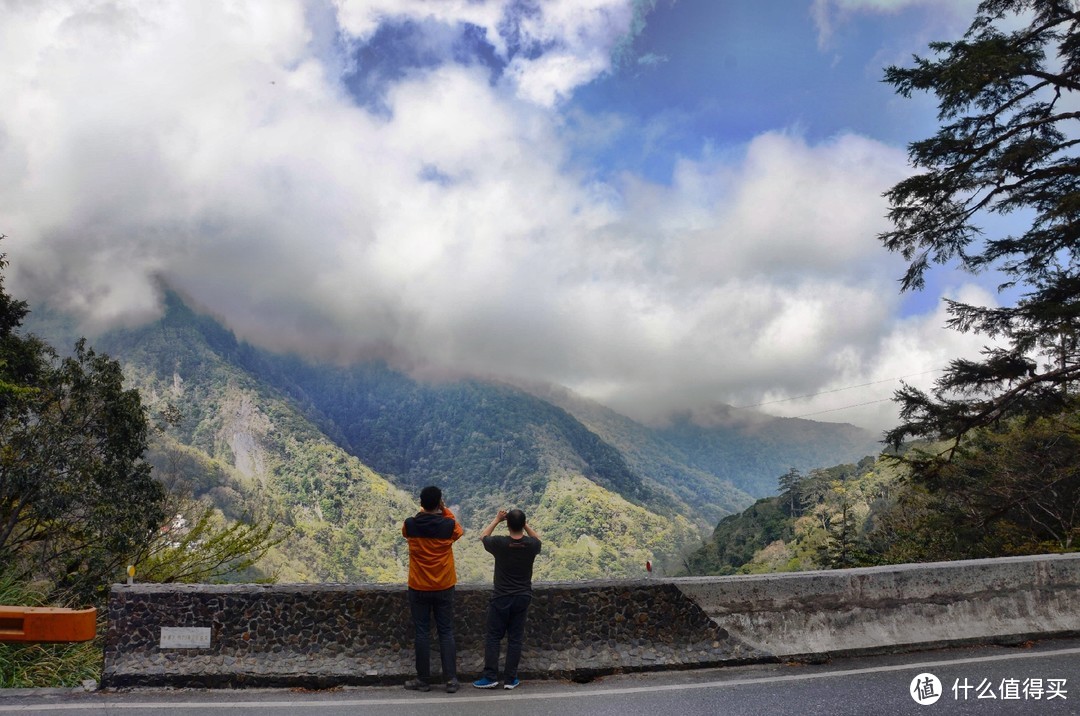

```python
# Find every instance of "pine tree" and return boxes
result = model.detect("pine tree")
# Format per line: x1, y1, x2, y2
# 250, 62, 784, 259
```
881, 1, 1080, 449
777, 467, 804, 516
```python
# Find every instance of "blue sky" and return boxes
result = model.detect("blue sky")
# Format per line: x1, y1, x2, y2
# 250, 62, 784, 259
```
0, 0, 1006, 431
573, 0, 920, 178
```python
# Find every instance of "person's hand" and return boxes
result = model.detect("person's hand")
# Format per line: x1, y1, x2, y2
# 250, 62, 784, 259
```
496, 509, 508, 522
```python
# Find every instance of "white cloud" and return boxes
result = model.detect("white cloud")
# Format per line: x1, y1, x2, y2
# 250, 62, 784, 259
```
654, 131, 910, 280
0, 0, 994, 435
333, 0, 504, 44
753, 283, 998, 433
501, 0, 637, 106
333, 0, 637, 107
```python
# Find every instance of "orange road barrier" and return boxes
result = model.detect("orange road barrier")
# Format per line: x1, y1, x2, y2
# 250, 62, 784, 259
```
0, 606, 97, 643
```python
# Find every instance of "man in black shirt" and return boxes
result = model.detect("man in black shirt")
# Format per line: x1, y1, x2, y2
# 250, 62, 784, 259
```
472, 508, 542, 690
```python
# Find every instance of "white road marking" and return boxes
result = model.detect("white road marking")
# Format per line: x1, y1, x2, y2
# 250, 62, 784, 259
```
2, 646, 1078, 711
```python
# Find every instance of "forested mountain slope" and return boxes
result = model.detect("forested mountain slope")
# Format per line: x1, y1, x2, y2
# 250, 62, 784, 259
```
524, 384, 755, 525
685, 424, 1080, 577
27, 298, 420, 582
25, 292, 890, 580
234, 356, 686, 521
24, 295, 699, 579
655, 409, 881, 498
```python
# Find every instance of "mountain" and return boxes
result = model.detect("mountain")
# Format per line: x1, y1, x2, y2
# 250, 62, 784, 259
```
653, 408, 881, 498
24, 299, 420, 582
232, 357, 683, 520
22, 295, 698, 579
22, 292, 882, 581
683, 454, 900, 576
522, 384, 759, 525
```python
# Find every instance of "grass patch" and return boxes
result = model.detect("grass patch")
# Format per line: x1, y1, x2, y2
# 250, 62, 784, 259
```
0, 573, 102, 688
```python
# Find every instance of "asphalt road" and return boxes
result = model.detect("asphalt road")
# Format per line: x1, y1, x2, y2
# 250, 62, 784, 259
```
2, 639, 1078, 715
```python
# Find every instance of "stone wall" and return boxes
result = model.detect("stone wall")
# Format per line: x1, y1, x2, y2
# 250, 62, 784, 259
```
102, 581, 762, 688
102, 554, 1080, 689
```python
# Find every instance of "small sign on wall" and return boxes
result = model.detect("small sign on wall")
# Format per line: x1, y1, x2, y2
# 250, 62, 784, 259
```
160, 627, 212, 649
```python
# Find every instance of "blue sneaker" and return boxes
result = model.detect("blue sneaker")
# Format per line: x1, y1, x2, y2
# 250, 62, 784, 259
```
503, 678, 520, 690
472, 677, 499, 689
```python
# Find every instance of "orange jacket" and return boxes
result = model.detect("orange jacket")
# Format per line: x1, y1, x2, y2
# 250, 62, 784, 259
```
402, 507, 464, 591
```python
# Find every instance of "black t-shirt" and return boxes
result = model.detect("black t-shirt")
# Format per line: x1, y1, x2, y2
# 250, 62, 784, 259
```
482, 535, 542, 597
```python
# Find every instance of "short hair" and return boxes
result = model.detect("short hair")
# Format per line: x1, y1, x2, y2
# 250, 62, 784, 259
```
419, 486, 442, 511
506, 508, 526, 532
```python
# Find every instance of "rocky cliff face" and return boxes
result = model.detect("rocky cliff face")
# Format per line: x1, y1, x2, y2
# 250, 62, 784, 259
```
219, 390, 270, 482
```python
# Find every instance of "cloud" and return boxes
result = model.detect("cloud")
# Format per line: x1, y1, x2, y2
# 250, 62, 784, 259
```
743, 283, 1000, 434
654, 131, 910, 279
0, 0, 992, 434
334, 0, 641, 107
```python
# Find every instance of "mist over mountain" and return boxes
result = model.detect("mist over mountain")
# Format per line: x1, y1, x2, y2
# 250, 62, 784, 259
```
653, 410, 880, 498
22, 291, 881, 580
519, 382, 880, 522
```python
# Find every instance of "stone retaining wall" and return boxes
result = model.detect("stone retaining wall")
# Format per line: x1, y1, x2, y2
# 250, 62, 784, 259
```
102, 554, 1080, 689
102, 581, 762, 688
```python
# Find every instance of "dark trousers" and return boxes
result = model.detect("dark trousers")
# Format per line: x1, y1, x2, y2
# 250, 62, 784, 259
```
482, 593, 532, 681
408, 587, 456, 682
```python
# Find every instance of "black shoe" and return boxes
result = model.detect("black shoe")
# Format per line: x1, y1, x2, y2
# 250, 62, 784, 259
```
404, 679, 431, 692
446, 679, 460, 694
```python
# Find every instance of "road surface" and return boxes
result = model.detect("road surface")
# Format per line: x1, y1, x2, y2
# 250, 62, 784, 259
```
1, 638, 1077, 715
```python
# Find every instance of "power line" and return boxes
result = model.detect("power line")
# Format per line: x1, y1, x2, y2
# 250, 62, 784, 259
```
792, 397, 896, 419
733, 369, 943, 410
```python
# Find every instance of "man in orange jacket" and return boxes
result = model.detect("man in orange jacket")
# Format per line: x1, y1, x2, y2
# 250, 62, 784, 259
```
402, 485, 464, 693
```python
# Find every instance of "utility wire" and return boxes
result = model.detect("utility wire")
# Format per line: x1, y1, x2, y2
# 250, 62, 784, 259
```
792, 397, 896, 419
733, 369, 943, 410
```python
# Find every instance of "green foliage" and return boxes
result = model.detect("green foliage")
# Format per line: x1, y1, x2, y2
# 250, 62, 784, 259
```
0, 572, 101, 688
5, 341, 164, 601
881, 1, 1080, 448
683, 498, 794, 576
267, 440, 419, 583
872, 1, 1080, 567
240, 356, 681, 521
0, 243, 43, 404
816, 479, 874, 569
687, 408, 1080, 575
777, 467, 805, 516
535, 387, 755, 525
530, 473, 701, 580
683, 456, 886, 575
0, 300, 166, 603
133, 501, 281, 584
871, 409, 1080, 560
